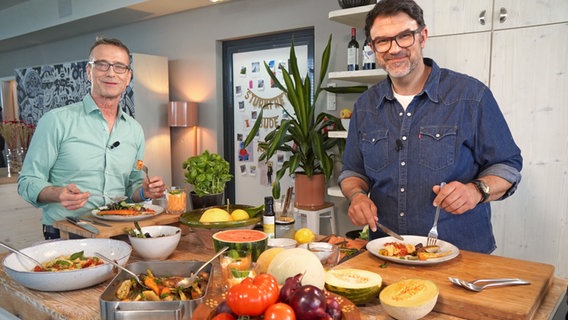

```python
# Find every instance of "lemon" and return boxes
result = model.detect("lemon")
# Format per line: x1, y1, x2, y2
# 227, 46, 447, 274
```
199, 208, 232, 223
230, 209, 250, 221
294, 228, 315, 244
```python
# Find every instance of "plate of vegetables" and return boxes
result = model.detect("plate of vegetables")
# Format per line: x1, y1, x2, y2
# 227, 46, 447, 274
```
367, 235, 459, 265
3, 239, 131, 291
91, 202, 164, 221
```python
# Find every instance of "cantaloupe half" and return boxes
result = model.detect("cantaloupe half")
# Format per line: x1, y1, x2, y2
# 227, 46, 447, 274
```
325, 268, 382, 305
267, 248, 326, 289
254, 247, 285, 274
379, 278, 439, 320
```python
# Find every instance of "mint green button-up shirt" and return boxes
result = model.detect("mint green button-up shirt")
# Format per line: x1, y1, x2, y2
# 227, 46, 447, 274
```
18, 94, 145, 225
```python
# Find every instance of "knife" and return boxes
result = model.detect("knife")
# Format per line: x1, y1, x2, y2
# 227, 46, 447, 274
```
377, 222, 404, 241
78, 217, 112, 227
66, 217, 100, 235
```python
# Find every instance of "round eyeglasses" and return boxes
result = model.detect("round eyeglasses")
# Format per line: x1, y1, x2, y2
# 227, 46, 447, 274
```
371, 27, 423, 53
88, 60, 131, 74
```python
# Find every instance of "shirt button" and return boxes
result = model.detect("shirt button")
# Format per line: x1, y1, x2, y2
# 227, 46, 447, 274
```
402, 136, 407, 141
400, 187, 405, 192
399, 212, 405, 217
399, 112, 403, 116
401, 161, 406, 166
406, 112, 412, 117
435, 133, 441, 138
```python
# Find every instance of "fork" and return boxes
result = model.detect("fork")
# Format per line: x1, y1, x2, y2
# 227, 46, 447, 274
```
458, 278, 530, 292
427, 182, 446, 246
141, 164, 150, 183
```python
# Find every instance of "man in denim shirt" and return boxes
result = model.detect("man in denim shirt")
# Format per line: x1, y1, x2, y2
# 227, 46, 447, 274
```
338, 0, 522, 253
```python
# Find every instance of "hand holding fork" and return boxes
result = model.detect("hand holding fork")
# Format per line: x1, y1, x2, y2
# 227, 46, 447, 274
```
427, 182, 446, 246
136, 160, 150, 183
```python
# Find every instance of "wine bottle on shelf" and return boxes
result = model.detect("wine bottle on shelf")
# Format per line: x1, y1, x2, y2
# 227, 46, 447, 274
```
347, 28, 359, 71
362, 39, 376, 70
263, 196, 275, 239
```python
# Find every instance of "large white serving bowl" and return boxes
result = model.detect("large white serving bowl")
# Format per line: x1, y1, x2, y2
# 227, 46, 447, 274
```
2, 238, 131, 292
128, 225, 181, 260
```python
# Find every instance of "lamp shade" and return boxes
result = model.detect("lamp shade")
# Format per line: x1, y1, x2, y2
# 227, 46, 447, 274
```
168, 101, 198, 127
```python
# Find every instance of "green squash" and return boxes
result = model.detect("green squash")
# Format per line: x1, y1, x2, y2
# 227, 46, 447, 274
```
325, 268, 382, 305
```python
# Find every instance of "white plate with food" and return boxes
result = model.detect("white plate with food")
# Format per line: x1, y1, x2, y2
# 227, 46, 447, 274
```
3, 238, 131, 291
91, 203, 164, 221
366, 235, 459, 265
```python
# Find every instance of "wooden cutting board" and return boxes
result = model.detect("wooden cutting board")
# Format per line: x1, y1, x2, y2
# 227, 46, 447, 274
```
337, 250, 555, 320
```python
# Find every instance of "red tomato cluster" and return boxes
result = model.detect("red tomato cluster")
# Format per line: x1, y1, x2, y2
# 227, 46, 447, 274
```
213, 273, 296, 319
213, 273, 342, 320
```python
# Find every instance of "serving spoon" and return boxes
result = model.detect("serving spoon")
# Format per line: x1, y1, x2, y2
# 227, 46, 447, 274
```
0, 241, 44, 270
94, 252, 149, 289
176, 246, 229, 289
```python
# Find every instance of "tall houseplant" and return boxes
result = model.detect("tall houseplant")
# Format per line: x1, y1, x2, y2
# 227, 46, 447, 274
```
182, 150, 233, 209
244, 35, 358, 206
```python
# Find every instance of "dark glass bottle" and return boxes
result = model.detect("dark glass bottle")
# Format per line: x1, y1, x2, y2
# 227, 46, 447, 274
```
347, 28, 360, 71
263, 196, 275, 239
362, 39, 376, 70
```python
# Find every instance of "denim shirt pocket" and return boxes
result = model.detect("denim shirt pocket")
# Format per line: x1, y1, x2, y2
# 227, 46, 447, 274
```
360, 130, 389, 172
419, 126, 457, 170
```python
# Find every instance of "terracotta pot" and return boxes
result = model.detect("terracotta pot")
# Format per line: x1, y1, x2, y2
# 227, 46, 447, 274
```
294, 173, 325, 208
189, 192, 224, 210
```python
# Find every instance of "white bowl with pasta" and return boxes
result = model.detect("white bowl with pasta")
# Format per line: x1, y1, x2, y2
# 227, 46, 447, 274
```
2, 238, 131, 291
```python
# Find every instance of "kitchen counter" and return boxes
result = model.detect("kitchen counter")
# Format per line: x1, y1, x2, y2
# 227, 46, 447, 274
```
0, 169, 17, 185
0, 231, 566, 320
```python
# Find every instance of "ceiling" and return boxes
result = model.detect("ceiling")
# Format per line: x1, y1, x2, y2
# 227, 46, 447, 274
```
0, 0, 229, 53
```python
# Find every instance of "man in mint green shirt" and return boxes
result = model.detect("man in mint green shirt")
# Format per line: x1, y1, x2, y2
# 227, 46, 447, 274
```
18, 37, 166, 239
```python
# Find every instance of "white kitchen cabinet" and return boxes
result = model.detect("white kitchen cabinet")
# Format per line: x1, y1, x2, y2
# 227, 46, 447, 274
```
328, 1, 568, 277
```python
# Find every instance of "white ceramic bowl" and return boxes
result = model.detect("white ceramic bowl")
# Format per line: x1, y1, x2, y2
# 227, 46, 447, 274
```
128, 225, 181, 260
2, 238, 131, 291
268, 238, 297, 249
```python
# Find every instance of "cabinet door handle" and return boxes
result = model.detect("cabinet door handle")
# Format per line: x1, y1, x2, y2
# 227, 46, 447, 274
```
478, 10, 486, 25
499, 7, 508, 23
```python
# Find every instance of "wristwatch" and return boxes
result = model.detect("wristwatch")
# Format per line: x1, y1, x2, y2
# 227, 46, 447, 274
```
470, 179, 490, 204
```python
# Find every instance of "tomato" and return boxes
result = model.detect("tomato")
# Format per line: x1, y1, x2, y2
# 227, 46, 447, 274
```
264, 303, 296, 320
211, 313, 236, 320
225, 273, 280, 316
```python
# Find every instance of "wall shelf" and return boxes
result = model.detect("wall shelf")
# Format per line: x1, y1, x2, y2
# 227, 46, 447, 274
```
327, 186, 343, 198
328, 69, 387, 84
328, 5, 374, 28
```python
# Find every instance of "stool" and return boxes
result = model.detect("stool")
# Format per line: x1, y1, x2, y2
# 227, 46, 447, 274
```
294, 202, 336, 235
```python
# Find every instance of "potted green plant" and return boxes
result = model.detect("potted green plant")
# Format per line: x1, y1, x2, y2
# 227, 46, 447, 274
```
182, 150, 233, 209
243, 35, 363, 207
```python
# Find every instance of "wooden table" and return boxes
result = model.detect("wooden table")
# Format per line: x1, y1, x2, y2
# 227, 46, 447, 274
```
0, 232, 566, 320
52, 213, 182, 239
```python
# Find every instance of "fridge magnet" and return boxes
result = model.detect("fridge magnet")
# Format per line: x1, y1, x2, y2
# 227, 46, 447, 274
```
238, 101, 245, 111
257, 79, 265, 91
240, 66, 247, 76
267, 60, 276, 72
239, 164, 247, 175
235, 85, 242, 96
238, 141, 253, 162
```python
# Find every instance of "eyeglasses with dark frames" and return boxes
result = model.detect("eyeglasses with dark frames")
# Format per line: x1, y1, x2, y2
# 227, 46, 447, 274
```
88, 60, 131, 74
371, 27, 424, 53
